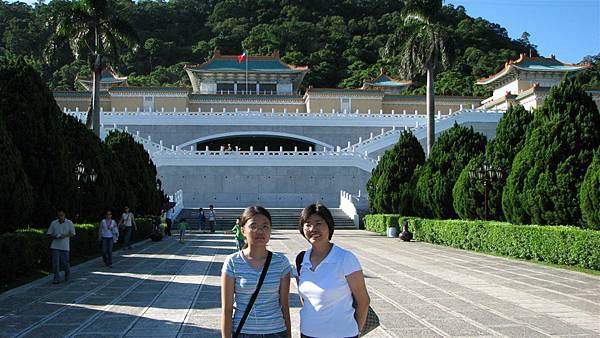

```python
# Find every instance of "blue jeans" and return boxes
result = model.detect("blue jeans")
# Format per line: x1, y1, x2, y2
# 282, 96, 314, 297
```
236, 239, 245, 251
235, 330, 288, 338
102, 237, 113, 266
51, 249, 70, 281
123, 226, 133, 248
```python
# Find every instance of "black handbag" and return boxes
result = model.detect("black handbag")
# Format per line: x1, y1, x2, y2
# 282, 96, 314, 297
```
296, 251, 380, 336
234, 251, 273, 338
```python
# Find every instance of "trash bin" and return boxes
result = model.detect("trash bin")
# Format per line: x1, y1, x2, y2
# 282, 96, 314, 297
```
387, 226, 398, 238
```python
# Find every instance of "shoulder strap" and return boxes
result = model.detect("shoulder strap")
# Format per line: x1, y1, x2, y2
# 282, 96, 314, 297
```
295, 251, 306, 276
234, 251, 273, 338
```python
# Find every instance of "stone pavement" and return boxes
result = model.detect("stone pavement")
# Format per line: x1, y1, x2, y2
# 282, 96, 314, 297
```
1, 230, 599, 338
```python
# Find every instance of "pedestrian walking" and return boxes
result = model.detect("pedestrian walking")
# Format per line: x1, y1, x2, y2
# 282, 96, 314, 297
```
46, 207, 76, 284
99, 209, 118, 268
231, 217, 245, 251
221, 206, 291, 338
208, 205, 216, 233
179, 218, 189, 243
198, 207, 206, 231
295, 204, 371, 338
165, 207, 174, 237
119, 206, 137, 249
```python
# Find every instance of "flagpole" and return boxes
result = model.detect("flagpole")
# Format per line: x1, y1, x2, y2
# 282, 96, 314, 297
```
245, 50, 248, 94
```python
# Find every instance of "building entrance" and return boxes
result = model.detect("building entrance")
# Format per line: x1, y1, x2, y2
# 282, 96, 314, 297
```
196, 135, 315, 151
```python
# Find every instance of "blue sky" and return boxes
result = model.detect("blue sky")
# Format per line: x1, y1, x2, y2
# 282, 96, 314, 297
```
445, 0, 600, 63
7, 0, 600, 63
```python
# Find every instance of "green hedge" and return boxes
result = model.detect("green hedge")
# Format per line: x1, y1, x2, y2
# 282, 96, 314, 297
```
1, 218, 154, 287
363, 215, 600, 270
363, 214, 417, 233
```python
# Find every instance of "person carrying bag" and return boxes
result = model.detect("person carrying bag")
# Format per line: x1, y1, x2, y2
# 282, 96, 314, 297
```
221, 206, 292, 338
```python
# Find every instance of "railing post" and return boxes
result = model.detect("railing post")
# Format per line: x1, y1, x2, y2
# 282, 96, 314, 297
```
347, 141, 351, 148
279, 146, 283, 152
205, 146, 209, 152
210, 107, 214, 113
381, 128, 385, 135
198, 107, 201, 113
136, 131, 140, 137
136, 107, 140, 113
370, 132, 373, 139
460, 104, 464, 110
471, 104, 475, 109
296, 108, 299, 114
265, 146, 268, 152
186, 107, 189, 113
414, 110, 418, 115
358, 137, 362, 143
148, 135, 151, 142
437, 111, 441, 119
391, 110, 395, 115
403, 109, 406, 115
309, 146, 312, 152
379, 109, 383, 114
250, 146, 254, 152
336, 146, 341, 152
112, 107, 116, 113
294, 146, 298, 152
159, 140, 163, 148
124, 107, 128, 113
367, 109, 371, 115
449, 108, 453, 115
190, 145, 194, 151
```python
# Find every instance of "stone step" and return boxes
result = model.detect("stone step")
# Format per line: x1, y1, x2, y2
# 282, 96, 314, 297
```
176, 208, 356, 229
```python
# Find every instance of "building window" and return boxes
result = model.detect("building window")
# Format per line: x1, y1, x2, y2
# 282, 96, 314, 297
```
260, 83, 277, 94
216, 83, 235, 94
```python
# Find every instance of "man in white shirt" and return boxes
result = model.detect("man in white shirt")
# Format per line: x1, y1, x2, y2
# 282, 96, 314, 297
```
46, 208, 76, 284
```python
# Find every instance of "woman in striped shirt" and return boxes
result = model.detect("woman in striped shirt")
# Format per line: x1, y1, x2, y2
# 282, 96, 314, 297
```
221, 206, 292, 338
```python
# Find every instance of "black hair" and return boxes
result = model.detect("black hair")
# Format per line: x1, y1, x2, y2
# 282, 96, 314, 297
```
299, 203, 335, 240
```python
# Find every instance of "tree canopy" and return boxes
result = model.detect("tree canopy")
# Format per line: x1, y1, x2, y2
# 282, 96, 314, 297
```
0, 0, 549, 95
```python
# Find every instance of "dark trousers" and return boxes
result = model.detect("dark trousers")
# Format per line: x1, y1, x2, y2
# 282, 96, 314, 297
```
123, 226, 133, 248
51, 249, 70, 281
102, 237, 114, 266
165, 219, 172, 236
208, 220, 215, 232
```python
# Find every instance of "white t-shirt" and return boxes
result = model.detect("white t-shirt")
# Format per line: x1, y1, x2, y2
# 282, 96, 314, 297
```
47, 219, 76, 251
297, 244, 362, 337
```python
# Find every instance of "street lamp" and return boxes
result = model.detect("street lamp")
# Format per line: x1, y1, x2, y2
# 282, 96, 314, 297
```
469, 162, 503, 221
74, 161, 98, 221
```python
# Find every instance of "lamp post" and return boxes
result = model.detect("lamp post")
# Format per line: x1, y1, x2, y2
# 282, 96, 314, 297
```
468, 162, 503, 221
74, 161, 98, 222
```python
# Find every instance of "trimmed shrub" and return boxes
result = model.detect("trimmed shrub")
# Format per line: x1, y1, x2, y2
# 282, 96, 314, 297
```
105, 131, 166, 216
364, 215, 600, 270
453, 105, 533, 221
1, 218, 155, 287
580, 149, 600, 229
503, 78, 600, 225
414, 123, 487, 219
366, 131, 425, 214
0, 56, 75, 224
0, 119, 34, 233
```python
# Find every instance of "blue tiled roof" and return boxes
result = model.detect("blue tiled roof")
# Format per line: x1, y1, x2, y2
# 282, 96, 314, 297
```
189, 56, 307, 73
365, 75, 411, 87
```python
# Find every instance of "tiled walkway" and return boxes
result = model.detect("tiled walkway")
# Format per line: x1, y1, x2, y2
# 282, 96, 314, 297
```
0, 230, 598, 337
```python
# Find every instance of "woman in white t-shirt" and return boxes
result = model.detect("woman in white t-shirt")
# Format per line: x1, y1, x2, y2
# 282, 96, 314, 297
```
295, 204, 370, 338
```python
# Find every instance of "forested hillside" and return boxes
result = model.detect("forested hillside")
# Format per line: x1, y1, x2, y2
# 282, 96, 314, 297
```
2, 0, 593, 96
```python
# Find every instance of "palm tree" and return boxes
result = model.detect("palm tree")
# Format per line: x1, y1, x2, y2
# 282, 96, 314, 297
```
385, 0, 452, 157
48, 0, 138, 136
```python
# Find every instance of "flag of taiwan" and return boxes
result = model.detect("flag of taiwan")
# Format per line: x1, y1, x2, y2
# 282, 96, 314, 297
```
238, 51, 247, 63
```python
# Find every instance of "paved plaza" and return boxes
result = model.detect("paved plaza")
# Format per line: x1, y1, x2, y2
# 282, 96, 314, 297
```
0, 230, 599, 338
